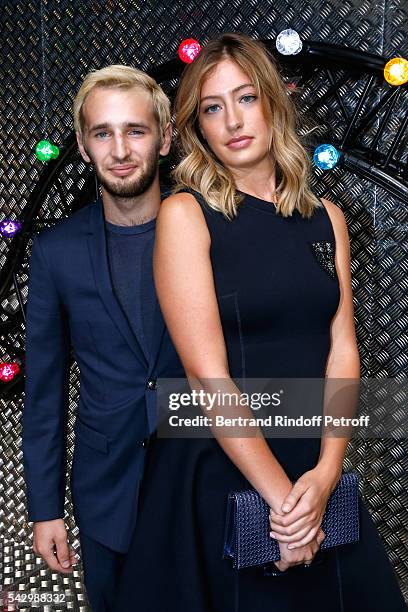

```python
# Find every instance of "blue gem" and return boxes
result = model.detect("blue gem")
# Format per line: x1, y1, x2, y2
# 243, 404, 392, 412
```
313, 145, 340, 170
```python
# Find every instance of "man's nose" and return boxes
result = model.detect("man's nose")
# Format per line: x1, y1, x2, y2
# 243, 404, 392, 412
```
111, 134, 130, 160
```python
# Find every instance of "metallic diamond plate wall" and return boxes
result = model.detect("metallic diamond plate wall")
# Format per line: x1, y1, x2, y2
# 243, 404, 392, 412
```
0, 0, 407, 609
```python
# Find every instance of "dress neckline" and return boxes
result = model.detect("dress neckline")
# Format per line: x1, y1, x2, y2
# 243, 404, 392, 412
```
238, 190, 278, 214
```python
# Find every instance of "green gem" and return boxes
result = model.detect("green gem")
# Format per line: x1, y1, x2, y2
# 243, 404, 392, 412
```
35, 140, 60, 162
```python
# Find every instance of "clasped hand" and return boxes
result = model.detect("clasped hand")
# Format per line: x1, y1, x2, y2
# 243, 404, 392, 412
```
269, 466, 339, 550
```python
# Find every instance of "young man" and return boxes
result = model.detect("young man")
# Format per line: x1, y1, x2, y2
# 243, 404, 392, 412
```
22, 65, 183, 611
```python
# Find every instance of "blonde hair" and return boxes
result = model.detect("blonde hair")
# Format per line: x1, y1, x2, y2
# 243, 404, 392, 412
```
73, 64, 170, 140
172, 33, 322, 219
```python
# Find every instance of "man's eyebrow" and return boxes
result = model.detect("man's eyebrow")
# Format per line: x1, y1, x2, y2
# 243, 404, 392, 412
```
88, 122, 151, 133
200, 83, 255, 103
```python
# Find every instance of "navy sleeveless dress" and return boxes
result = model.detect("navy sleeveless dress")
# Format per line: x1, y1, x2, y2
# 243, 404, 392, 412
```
113, 192, 406, 611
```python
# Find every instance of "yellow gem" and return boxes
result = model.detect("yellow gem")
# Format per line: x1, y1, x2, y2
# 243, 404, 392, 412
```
384, 57, 408, 86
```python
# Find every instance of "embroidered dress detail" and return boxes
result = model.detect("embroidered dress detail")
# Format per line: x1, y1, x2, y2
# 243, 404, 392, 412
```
310, 241, 336, 280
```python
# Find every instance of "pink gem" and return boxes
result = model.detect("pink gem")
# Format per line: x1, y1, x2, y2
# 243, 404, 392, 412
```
178, 38, 202, 64
0, 362, 21, 382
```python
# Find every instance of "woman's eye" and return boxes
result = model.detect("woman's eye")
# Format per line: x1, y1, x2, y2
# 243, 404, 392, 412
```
204, 104, 220, 114
240, 94, 257, 104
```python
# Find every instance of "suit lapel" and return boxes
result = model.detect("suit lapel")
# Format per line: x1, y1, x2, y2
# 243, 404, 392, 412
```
147, 300, 166, 377
87, 198, 149, 369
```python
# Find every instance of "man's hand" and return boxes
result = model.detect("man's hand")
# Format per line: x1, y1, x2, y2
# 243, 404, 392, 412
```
33, 519, 79, 574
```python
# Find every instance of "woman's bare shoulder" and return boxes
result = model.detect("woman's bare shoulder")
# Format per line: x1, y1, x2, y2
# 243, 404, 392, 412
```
160, 191, 203, 216
320, 198, 347, 230
319, 198, 350, 246
157, 192, 210, 241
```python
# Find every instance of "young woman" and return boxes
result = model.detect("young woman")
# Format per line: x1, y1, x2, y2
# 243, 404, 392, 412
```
114, 33, 406, 611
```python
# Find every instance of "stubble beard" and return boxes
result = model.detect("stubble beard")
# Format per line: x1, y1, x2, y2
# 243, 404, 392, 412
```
91, 142, 161, 199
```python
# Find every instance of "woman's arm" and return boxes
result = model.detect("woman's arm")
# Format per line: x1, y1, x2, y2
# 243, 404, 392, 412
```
269, 199, 361, 547
317, 198, 361, 473
153, 192, 293, 514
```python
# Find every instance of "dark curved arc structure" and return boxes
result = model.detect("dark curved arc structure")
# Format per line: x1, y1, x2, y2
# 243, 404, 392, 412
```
295, 40, 388, 74
0, 133, 77, 300
268, 41, 407, 191
342, 153, 408, 203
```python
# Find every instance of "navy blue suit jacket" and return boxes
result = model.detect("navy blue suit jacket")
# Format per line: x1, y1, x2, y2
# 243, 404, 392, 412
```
22, 198, 184, 553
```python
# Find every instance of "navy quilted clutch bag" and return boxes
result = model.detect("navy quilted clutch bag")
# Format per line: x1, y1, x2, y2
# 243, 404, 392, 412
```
223, 472, 360, 569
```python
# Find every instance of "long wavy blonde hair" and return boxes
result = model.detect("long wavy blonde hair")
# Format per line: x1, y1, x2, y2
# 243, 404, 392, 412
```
172, 33, 322, 219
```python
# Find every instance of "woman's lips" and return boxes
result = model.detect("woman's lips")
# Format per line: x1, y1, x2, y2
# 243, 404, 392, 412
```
110, 165, 137, 176
226, 137, 253, 150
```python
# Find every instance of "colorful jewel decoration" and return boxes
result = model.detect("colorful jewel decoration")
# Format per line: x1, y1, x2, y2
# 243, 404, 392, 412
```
276, 29, 302, 56
35, 140, 60, 162
0, 219, 22, 237
178, 38, 202, 64
313, 144, 340, 170
310, 241, 336, 280
384, 57, 408, 86
0, 362, 21, 382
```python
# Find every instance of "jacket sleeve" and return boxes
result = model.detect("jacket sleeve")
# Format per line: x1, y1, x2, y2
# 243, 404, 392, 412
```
22, 233, 71, 522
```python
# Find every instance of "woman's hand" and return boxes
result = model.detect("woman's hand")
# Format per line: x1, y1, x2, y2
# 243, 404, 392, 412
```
274, 528, 325, 572
269, 463, 341, 549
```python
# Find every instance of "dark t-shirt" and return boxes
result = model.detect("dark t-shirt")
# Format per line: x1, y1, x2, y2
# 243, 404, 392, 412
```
105, 218, 156, 360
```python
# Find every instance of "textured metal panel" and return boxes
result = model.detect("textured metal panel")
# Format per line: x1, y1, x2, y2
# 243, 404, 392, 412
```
0, 0, 407, 608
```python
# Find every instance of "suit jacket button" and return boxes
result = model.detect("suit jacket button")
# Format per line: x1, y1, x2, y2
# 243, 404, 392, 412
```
146, 379, 157, 390
142, 438, 149, 448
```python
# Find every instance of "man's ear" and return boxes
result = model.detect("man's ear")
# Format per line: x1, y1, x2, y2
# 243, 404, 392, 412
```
76, 131, 91, 163
159, 122, 172, 157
